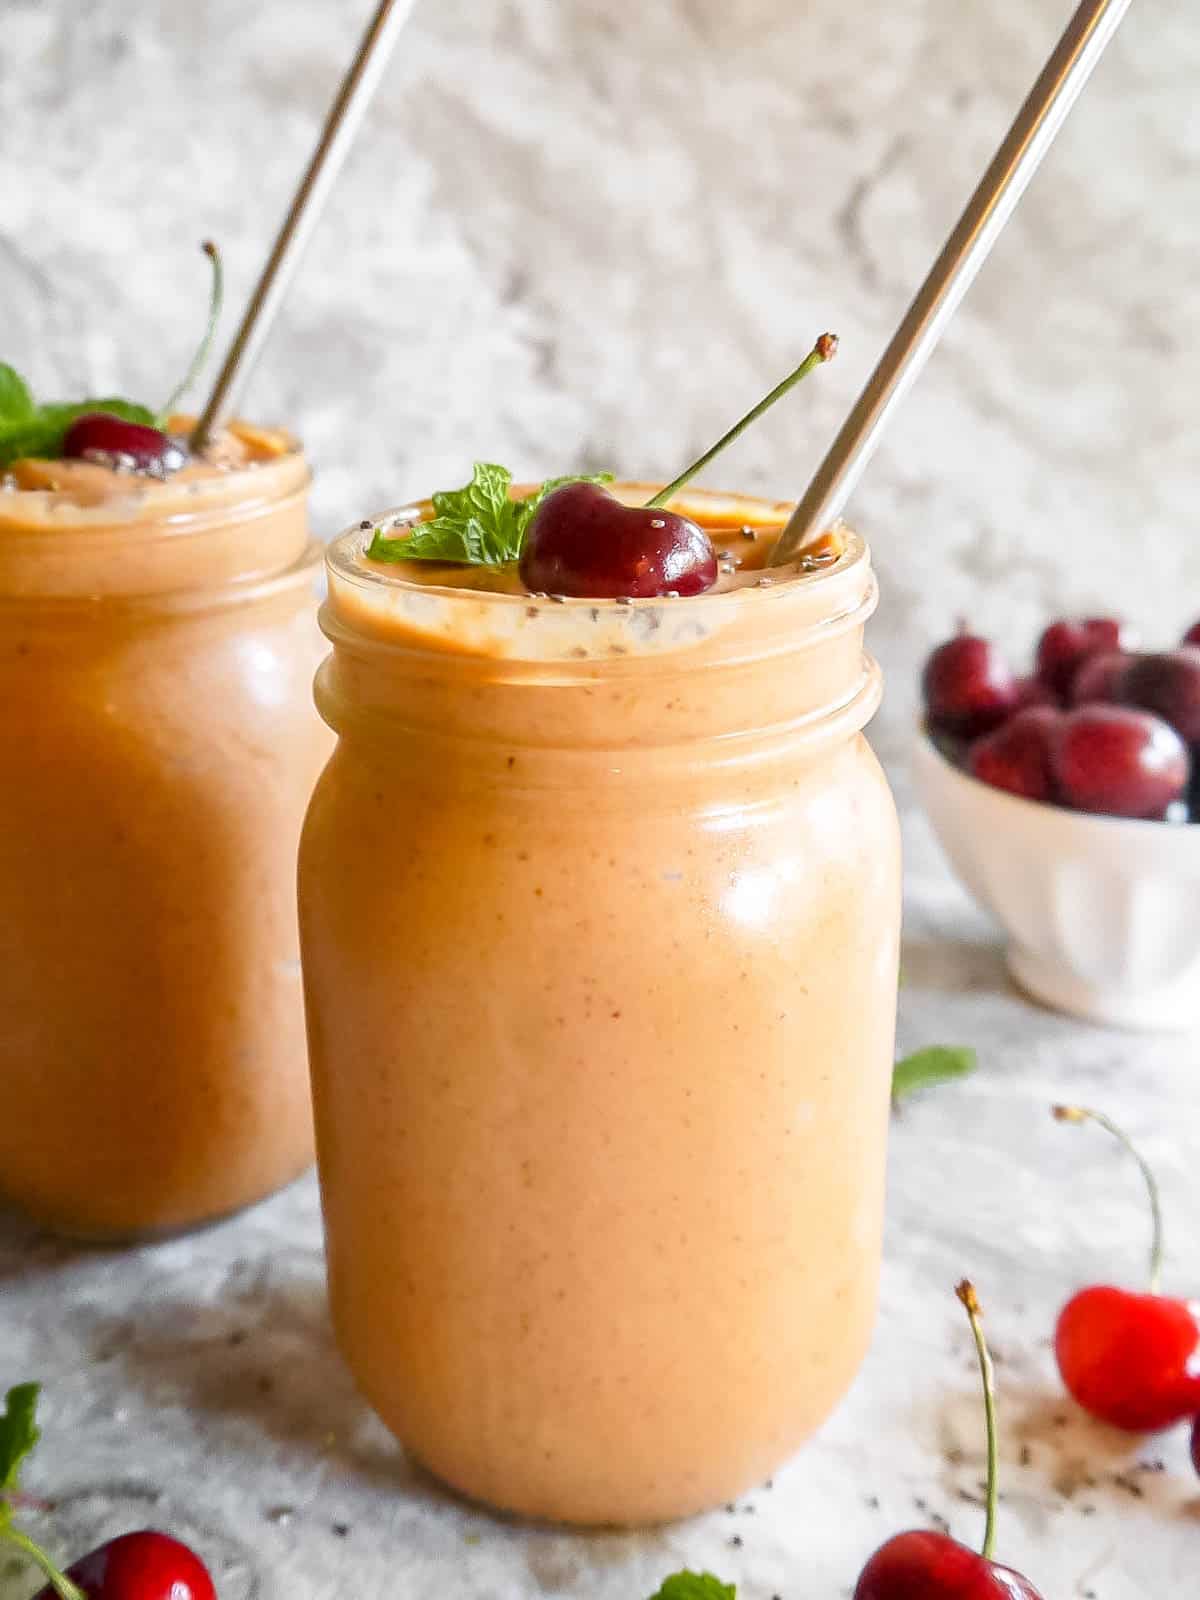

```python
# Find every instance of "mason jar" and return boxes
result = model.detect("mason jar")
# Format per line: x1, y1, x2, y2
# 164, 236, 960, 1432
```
300, 485, 900, 1526
0, 436, 332, 1239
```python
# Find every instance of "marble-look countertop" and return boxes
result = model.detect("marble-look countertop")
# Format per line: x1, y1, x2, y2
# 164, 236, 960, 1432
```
4, 773, 1198, 1600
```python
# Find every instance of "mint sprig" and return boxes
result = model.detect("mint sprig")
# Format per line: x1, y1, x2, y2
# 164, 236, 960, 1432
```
0, 1382, 39, 1495
0, 1384, 84, 1600
892, 1045, 977, 1103
0, 366, 155, 471
647, 1573, 737, 1600
364, 463, 613, 567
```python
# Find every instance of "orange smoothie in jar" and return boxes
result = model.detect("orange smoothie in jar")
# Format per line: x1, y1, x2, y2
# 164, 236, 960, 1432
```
0, 420, 332, 1240
299, 485, 900, 1526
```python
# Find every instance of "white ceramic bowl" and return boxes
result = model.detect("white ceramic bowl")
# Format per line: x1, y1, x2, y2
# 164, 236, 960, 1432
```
912, 731, 1200, 1031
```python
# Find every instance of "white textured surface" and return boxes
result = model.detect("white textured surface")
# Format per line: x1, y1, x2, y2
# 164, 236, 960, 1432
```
4, 2, 1200, 1597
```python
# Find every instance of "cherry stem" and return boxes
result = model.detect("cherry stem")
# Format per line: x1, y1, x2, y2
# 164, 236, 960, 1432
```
1052, 1105, 1164, 1294
955, 1279, 998, 1563
645, 333, 838, 510
0, 1524, 86, 1600
159, 241, 225, 424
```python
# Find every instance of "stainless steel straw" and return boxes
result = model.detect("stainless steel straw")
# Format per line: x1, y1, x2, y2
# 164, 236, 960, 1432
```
191, 0, 417, 451
771, 0, 1133, 563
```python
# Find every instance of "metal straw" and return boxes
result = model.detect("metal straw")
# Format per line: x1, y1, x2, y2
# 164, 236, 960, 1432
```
191, 0, 417, 452
771, 0, 1133, 563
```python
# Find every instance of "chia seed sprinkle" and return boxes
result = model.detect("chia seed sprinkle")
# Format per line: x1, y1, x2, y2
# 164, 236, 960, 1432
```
359, 519, 372, 530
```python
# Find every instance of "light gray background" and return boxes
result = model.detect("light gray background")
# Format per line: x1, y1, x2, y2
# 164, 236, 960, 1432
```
3, 5, 1199, 1599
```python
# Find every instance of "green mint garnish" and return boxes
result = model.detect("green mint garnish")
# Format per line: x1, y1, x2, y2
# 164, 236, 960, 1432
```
892, 1045, 978, 1104
0, 366, 156, 470
647, 1574, 737, 1600
0, 1384, 86, 1600
364, 462, 613, 567
0, 1383, 40, 1497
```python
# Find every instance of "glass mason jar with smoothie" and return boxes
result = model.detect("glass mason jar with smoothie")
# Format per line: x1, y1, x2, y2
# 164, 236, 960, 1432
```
299, 341, 902, 1526
0, 260, 332, 1240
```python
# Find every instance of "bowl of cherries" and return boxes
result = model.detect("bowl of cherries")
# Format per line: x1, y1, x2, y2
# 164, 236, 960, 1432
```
913, 615, 1200, 1030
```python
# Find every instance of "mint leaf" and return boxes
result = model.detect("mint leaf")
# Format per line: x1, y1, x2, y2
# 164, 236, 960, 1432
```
0, 366, 35, 426
364, 463, 613, 567
892, 1046, 977, 1103
0, 396, 156, 471
0, 1384, 40, 1501
648, 1573, 736, 1600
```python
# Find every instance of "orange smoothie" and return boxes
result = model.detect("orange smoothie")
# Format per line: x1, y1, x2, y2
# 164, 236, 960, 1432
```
299, 485, 900, 1525
0, 421, 332, 1239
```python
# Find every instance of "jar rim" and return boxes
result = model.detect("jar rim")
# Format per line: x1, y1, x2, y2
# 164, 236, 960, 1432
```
325, 484, 872, 667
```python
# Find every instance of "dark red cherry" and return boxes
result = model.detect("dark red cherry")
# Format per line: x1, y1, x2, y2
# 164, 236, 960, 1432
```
1123, 648, 1200, 745
1068, 649, 1136, 707
967, 706, 1059, 802
854, 1282, 1042, 1600
1035, 617, 1128, 699
1049, 706, 1189, 818
1012, 674, 1059, 711
922, 635, 1019, 741
854, 1530, 1043, 1600
1055, 1285, 1200, 1431
518, 482, 717, 599
31, 1530, 215, 1600
61, 412, 184, 473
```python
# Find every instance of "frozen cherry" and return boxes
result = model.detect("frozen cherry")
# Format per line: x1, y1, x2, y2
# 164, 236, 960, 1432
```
967, 707, 1059, 803
922, 634, 1020, 741
61, 413, 185, 473
855, 1282, 1043, 1600
1052, 1106, 1200, 1431
30, 1530, 215, 1600
1068, 649, 1136, 707
1049, 706, 1189, 818
1123, 648, 1200, 745
1035, 617, 1128, 699
518, 482, 717, 599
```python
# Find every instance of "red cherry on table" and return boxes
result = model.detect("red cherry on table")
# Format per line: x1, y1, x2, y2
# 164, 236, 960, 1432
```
854, 1530, 1043, 1600
1068, 649, 1136, 707
30, 1531, 215, 1600
1123, 648, 1200, 745
1051, 1106, 1200, 1432
1035, 617, 1128, 699
1055, 1285, 1200, 1431
922, 635, 1019, 741
61, 412, 185, 473
518, 482, 717, 599
966, 706, 1059, 802
854, 1283, 1043, 1600
1049, 705, 1189, 818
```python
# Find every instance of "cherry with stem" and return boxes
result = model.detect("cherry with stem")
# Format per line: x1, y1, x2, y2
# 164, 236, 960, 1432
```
853, 1280, 1043, 1599
1051, 1104, 1200, 1431
519, 334, 838, 599
62, 241, 225, 472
